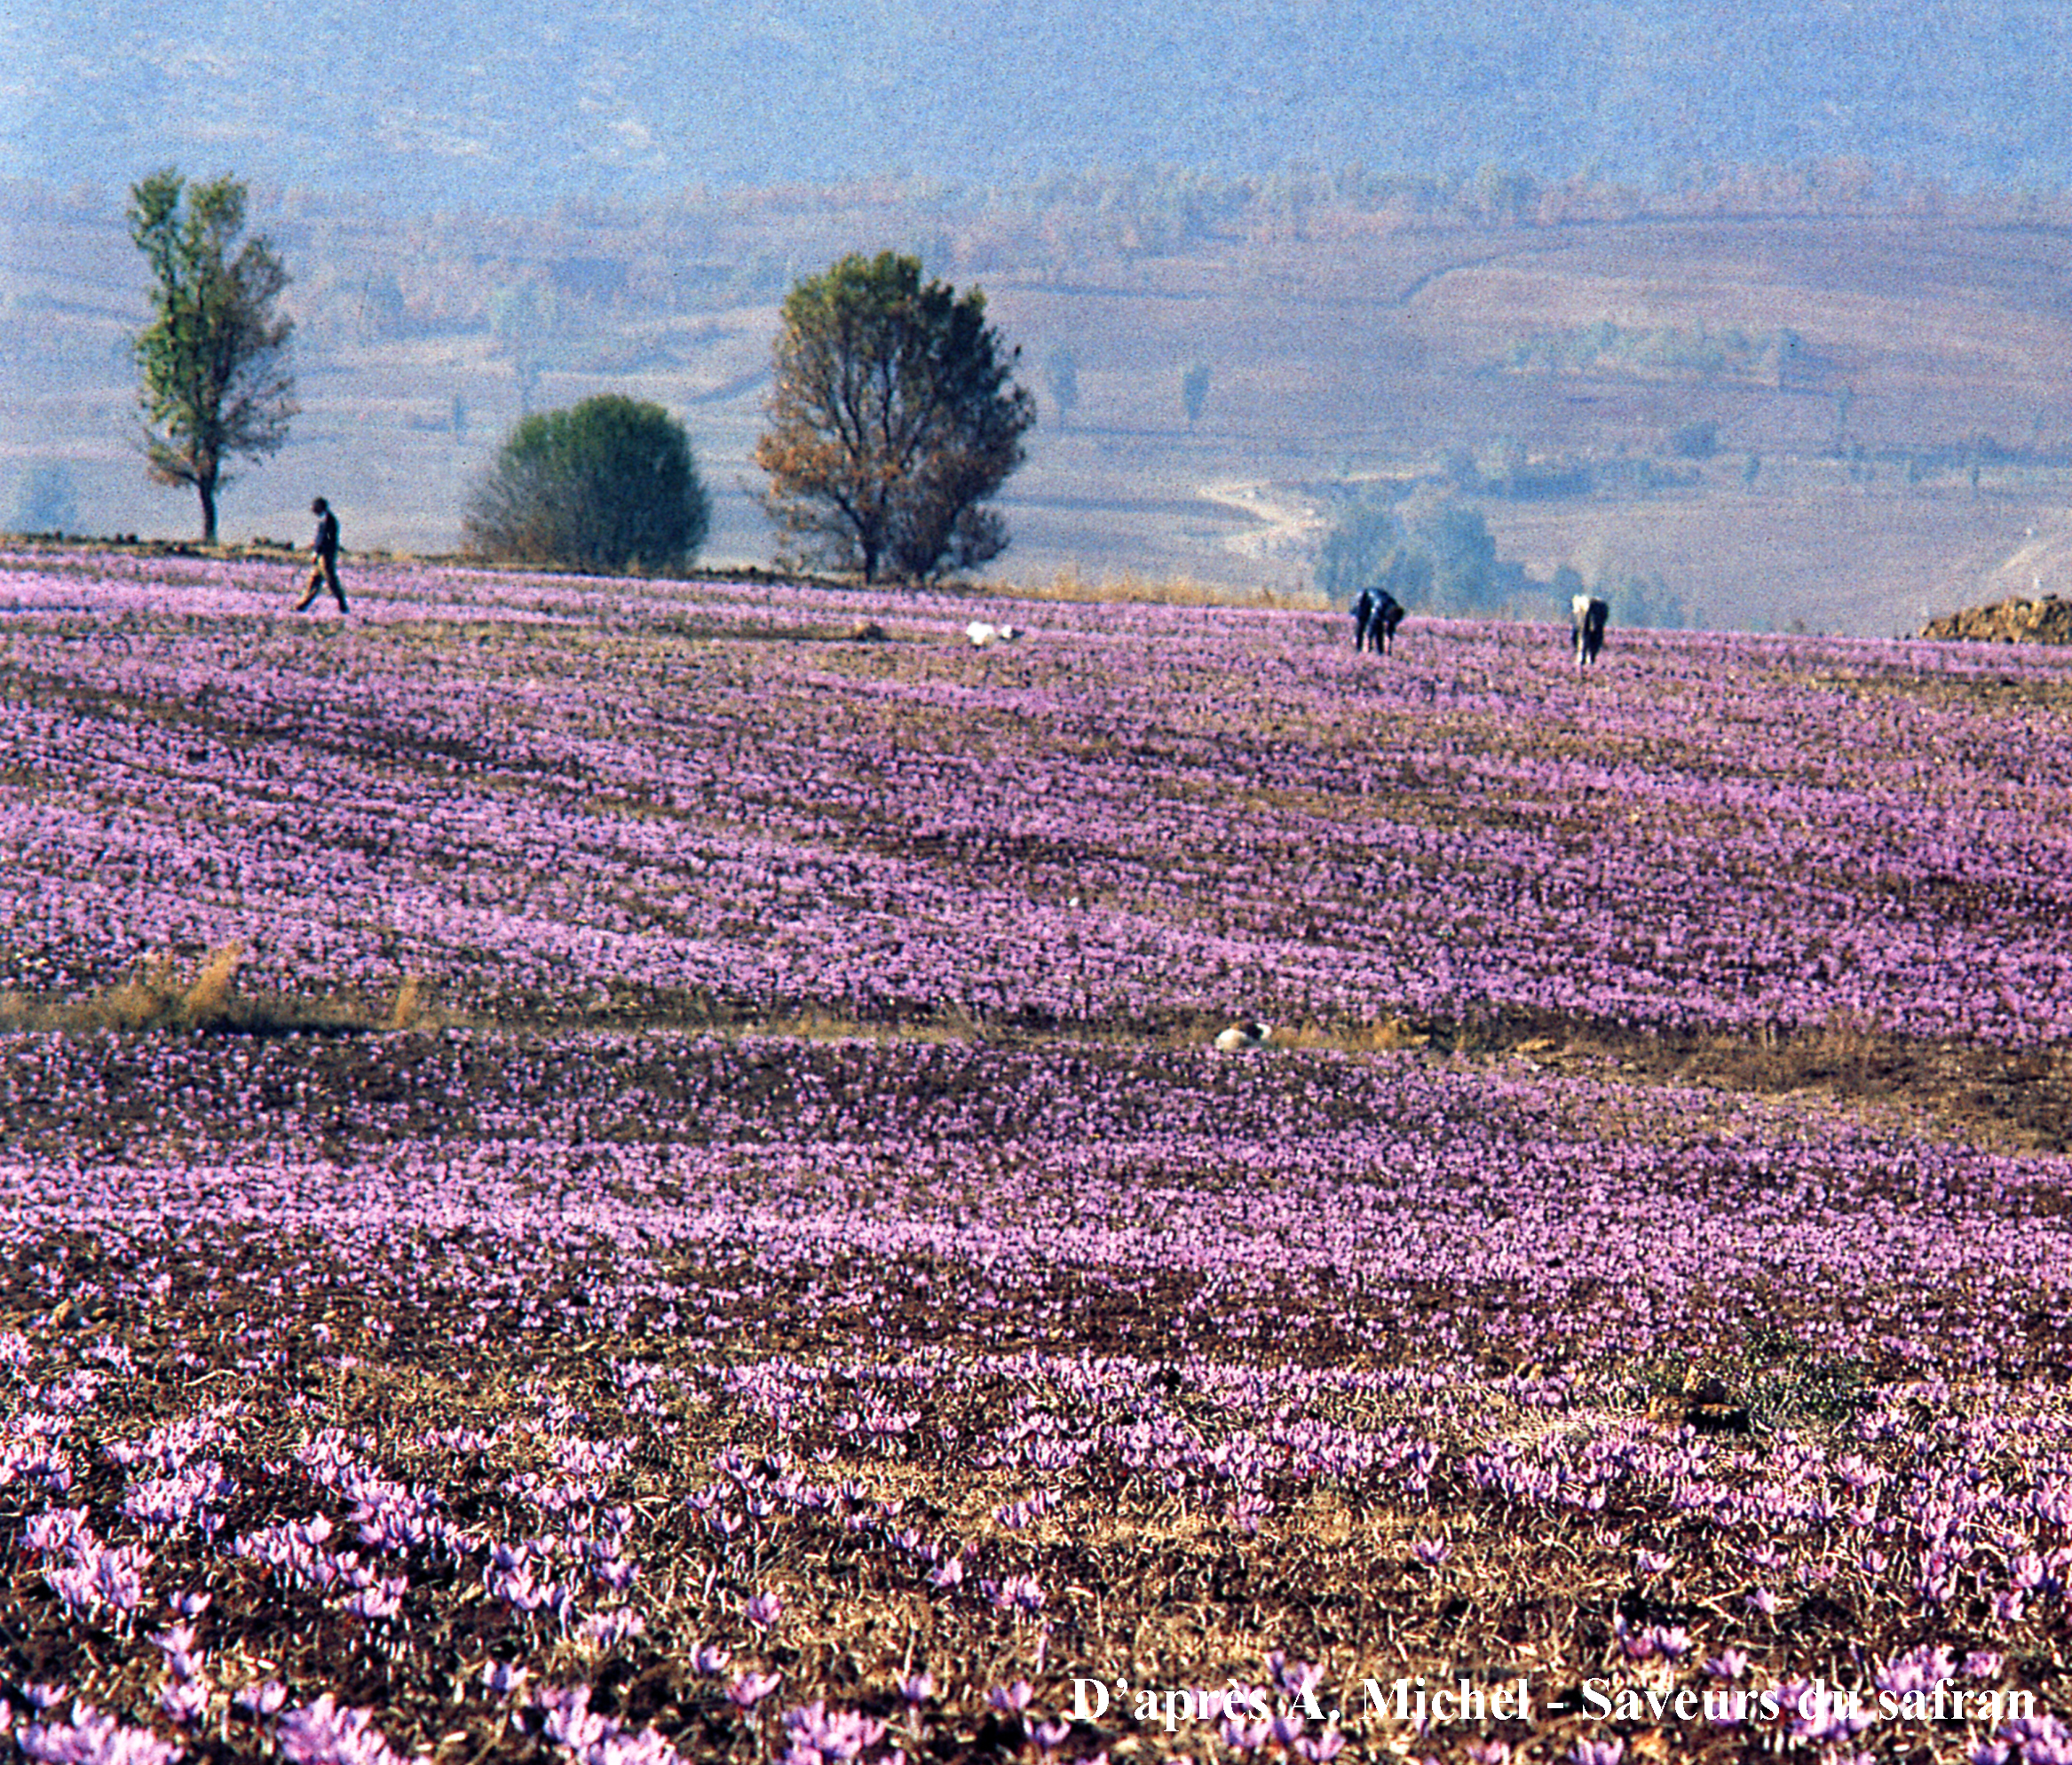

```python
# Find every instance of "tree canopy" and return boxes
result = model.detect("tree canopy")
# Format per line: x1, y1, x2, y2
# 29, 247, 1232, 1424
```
462, 395, 710, 574
128, 170, 297, 543
755, 252, 1035, 583
1315, 489, 1504, 614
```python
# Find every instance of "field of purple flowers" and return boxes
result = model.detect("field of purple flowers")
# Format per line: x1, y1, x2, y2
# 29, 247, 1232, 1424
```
4, 545, 2072, 1764
4, 546, 2071, 1046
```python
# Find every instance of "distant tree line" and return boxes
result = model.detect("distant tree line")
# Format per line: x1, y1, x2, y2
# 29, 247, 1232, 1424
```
77, 150, 2060, 353
100, 161, 2040, 584
1434, 441, 1699, 504
1507, 321, 1808, 387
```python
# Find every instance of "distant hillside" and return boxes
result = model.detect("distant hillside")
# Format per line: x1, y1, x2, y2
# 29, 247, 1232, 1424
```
6, 0, 2072, 207
10, 169, 2072, 637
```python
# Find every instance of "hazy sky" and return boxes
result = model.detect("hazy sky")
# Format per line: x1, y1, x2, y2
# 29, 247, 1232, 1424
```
7, 0, 2068, 209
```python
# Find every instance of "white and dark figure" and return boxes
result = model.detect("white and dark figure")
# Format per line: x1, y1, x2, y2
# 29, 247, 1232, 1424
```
1352, 589, 1405, 654
1571, 594, 1609, 666
1367, 590, 1404, 655
1213, 1020, 1273, 1052
966, 620, 1018, 647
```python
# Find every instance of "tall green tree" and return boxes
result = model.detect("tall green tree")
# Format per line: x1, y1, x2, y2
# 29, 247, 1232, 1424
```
755, 252, 1035, 583
463, 394, 710, 574
127, 170, 297, 543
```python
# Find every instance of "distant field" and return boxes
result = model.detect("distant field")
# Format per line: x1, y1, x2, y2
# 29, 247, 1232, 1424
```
1482, 467, 2066, 637
9, 201, 2072, 631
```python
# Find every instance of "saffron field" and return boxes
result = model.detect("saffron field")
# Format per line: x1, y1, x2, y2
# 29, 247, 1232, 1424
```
3, 546, 2072, 1765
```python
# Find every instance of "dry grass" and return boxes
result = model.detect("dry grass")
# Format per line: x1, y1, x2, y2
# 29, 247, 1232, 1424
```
1009, 564, 1325, 612
182, 940, 244, 1024
76, 955, 188, 1033
32, 942, 252, 1033
0, 950, 445, 1041
385, 971, 431, 1032
1269, 1017, 1435, 1053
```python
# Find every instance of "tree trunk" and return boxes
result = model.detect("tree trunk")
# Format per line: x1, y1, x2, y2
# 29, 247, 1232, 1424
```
198, 479, 218, 545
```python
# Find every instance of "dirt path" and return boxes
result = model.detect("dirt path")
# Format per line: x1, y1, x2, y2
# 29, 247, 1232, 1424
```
1197, 478, 1329, 575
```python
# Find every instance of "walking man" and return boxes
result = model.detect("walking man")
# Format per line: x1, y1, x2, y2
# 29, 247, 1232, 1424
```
296, 496, 347, 613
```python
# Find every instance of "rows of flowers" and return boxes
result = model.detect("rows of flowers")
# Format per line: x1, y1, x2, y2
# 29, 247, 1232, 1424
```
6, 547, 2072, 1761
4, 1027, 2069, 1373
5, 1027, 2072, 1759
4, 547, 2070, 1042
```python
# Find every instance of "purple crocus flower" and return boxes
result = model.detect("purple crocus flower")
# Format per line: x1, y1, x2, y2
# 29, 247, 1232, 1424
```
727, 1672, 781, 1711
18, 1702, 184, 1765
234, 1682, 287, 1719
278, 1695, 407, 1765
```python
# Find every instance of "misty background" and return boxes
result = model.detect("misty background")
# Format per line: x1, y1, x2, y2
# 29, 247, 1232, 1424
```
11, 0, 2071, 202
7, 0, 2072, 632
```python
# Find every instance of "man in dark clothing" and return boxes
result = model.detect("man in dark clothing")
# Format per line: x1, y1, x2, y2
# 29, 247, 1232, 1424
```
1352, 588, 1374, 651
296, 497, 346, 613
1368, 589, 1404, 655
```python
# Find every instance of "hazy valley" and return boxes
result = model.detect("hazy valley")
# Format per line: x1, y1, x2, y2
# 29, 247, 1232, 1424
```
9, 172, 2072, 635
